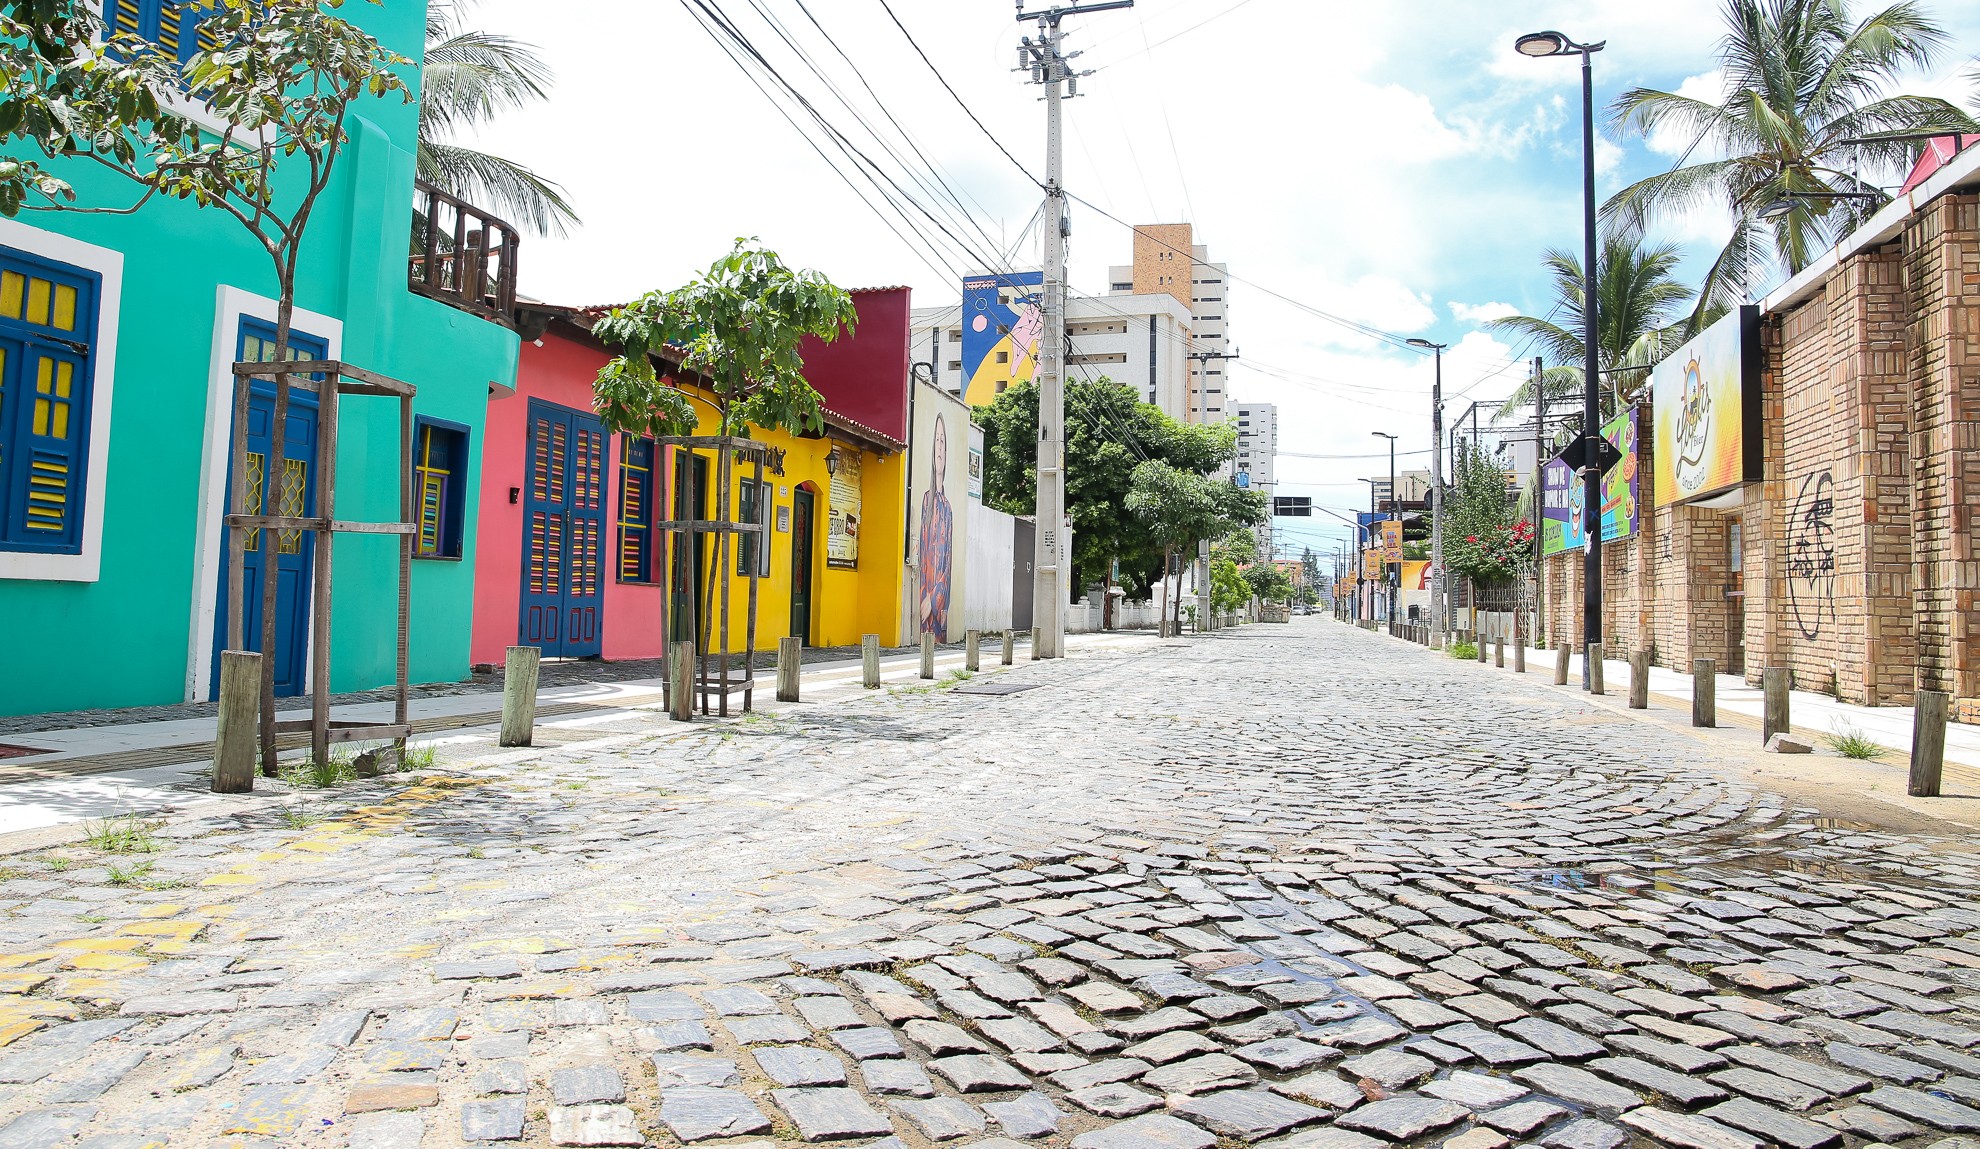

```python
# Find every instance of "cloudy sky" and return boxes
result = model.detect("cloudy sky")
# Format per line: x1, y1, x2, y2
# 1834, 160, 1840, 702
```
454, 0, 1980, 563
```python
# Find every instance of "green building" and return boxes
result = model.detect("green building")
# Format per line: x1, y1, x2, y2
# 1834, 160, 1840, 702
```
0, 0, 520, 717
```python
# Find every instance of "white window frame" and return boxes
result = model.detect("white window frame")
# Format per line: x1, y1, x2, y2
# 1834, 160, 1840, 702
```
84, 0, 270, 142
0, 220, 123, 584
184, 284, 343, 703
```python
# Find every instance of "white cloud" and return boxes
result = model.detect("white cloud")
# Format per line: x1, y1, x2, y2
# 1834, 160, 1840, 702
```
1644, 70, 1728, 157
1450, 301, 1519, 325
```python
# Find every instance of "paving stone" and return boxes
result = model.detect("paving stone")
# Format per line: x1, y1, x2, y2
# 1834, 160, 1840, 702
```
1818, 1103, 1921, 1140
1538, 1118, 1628, 1149
754, 1045, 849, 1087
1142, 1052, 1260, 1095
1312, 1017, 1406, 1049
345, 1112, 425, 1149
905, 1020, 989, 1057
435, 958, 524, 980
774, 1087, 896, 1141
1504, 1017, 1606, 1060
1125, 1030, 1220, 1065
1272, 1131, 1386, 1149
1445, 1128, 1511, 1149
1605, 1034, 1726, 1074
1511, 1064, 1642, 1111
980, 1017, 1063, 1055
1069, 1113, 1217, 1149
1335, 1097, 1471, 1140
1340, 1048, 1436, 1090
1588, 1056, 1727, 1108
1234, 1037, 1337, 1072
1707, 1067, 1826, 1110
551, 1064, 627, 1105
930, 1054, 1031, 1093
1863, 1085, 1980, 1131
1066, 1083, 1163, 1117
639, 1021, 715, 1051
1824, 1041, 1938, 1083
461, 1097, 528, 1142
1617, 1107, 1764, 1149
726, 1015, 809, 1045
548, 1103, 644, 1146
1433, 1023, 1547, 1066
1112, 1007, 1206, 1039
892, 1098, 987, 1141
1478, 1100, 1570, 1136
797, 996, 868, 1031
0, 1107, 98, 1149
981, 1092, 1061, 1139
1702, 1099, 1843, 1149
45, 1049, 146, 1102
1171, 1088, 1327, 1141
1272, 1070, 1365, 1110
1420, 1069, 1528, 1107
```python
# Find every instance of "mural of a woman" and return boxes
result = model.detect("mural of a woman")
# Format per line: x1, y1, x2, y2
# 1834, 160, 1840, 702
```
917, 414, 955, 637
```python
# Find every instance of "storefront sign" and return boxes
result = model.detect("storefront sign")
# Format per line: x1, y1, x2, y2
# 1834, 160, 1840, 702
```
1542, 410, 1640, 556
1653, 305, 1762, 507
827, 447, 861, 569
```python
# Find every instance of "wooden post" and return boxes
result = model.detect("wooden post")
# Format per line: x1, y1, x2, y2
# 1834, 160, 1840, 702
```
716, 435, 732, 719
1588, 641, 1605, 695
1001, 631, 1014, 666
1513, 636, 1526, 673
965, 630, 980, 672
309, 373, 339, 769
1693, 658, 1716, 727
1763, 667, 1790, 742
499, 646, 540, 747
212, 651, 260, 794
1476, 626, 1489, 663
1910, 690, 1950, 798
1554, 642, 1570, 686
1493, 640, 1504, 668
1031, 627, 1041, 660
861, 635, 881, 689
669, 641, 695, 721
1629, 651, 1649, 709
744, 447, 765, 713
776, 636, 801, 703
919, 632, 936, 680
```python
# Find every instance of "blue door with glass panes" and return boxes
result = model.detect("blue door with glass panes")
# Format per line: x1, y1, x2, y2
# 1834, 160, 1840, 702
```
519, 399, 605, 658
209, 318, 328, 700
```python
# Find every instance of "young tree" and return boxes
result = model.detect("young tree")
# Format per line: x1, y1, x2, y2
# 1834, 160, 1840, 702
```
1442, 446, 1530, 588
1125, 461, 1266, 634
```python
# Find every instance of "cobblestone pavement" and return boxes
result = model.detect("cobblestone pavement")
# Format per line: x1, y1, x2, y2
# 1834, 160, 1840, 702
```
3, 620, 1980, 1149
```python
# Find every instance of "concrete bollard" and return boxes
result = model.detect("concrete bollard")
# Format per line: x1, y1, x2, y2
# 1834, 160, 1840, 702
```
1001, 631, 1014, 666
1762, 667, 1790, 743
1554, 642, 1570, 686
919, 632, 936, 680
1910, 690, 1950, 797
669, 641, 695, 721
861, 635, 881, 689
1629, 651, 1649, 709
1513, 638, 1526, 674
776, 636, 801, 703
1031, 627, 1041, 660
213, 650, 260, 794
966, 630, 980, 672
1477, 630, 1489, 663
1588, 641, 1605, 696
500, 645, 540, 747
1693, 658, 1716, 727
1494, 640, 1504, 668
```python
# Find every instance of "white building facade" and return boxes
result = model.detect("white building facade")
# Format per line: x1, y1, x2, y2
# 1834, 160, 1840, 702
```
1236, 402, 1277, 558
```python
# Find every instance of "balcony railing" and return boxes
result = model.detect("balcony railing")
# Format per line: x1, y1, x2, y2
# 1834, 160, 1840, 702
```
410, 179, 519, 326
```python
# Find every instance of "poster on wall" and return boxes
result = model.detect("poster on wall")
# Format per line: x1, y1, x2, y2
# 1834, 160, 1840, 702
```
1401, 560, 1431, 591
827, 447, 861, 569
910, 393, 970, 639
1542, 410, 1640, 556
1653, 305, 1761, 508
967, 423, 984, 501
960, 271, 1045, 408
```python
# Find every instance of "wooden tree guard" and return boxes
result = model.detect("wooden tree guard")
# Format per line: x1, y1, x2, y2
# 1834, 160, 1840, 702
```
222, 359, 416, 776
656, 435, 770, 717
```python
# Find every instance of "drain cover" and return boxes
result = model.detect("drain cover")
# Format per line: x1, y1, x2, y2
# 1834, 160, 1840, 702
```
951, 682, 1042, 697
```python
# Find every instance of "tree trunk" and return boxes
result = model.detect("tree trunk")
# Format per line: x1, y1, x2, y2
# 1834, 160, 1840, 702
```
255, 291, 296, 775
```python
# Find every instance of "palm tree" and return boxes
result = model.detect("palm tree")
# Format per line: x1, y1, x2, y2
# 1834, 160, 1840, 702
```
1603, 0, 1976, 325
420, 0, 578, 237
1488, 235, 1716, 425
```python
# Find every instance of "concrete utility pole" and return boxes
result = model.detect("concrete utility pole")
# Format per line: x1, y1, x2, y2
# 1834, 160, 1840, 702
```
1408, 339, 1448, 647
1531, 356, 1546, 649
1016, 0, 1132, 658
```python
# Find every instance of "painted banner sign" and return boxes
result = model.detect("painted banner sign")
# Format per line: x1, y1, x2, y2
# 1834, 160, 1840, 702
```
1653, 305, 1761, 507
1380, 519, 1403, 562
1542, 410, 1640, 556
960, 271, 1045, 408
1362, 548, 1383, 579
827, 446, 861, 569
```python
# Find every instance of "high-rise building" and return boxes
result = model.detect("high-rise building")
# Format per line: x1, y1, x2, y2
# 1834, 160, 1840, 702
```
1108, 223, 1231, 425
1235, 402, 1277, 558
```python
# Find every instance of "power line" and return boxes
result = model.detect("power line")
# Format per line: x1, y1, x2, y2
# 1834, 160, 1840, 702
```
871, 0, 1041, 187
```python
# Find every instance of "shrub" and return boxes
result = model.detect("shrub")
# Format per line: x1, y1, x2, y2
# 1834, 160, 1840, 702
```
1450, 640, 1479, 660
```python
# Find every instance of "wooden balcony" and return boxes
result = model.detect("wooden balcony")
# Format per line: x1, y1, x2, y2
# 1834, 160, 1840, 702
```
410, 179, 519, 327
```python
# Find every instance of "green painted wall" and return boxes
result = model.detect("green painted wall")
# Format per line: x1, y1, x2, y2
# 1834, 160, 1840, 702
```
0, 3, 519, 717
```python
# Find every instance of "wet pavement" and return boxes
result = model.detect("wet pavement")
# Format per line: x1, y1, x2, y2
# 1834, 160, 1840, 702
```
0, 620, 1977, 1149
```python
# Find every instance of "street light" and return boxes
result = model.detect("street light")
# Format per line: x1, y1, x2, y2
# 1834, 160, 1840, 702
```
1517, 28, 1606, 690
1407, 338, 1448, 648
1371, 432, 1398, 633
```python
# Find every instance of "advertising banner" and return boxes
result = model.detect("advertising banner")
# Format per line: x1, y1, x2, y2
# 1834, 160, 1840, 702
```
827, 446, 861, 569
960, 271, 1045, 408
910, 387, 971, 639
1653, 305, 1761, 508
1380, 519, 1403, 562
1362, 548, 1383, 579
1401, 560, 1431, 591
1542, 410, 1640, 556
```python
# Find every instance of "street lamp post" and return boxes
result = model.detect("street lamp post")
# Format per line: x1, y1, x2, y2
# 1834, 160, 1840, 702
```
1358, 477, 1380, 624
1517, 28, 1606, 690
1372, 431, 1398, 634
1407, 339, 1448, 648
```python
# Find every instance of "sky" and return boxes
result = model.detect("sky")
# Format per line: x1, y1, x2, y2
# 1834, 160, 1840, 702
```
451, 0, 1980, 566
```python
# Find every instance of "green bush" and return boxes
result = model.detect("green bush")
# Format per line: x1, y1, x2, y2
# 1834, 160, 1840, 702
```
1450, 640, 1479, 660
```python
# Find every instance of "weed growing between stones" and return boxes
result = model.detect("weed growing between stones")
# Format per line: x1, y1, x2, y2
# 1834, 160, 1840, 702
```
1824, 719, 1888, 760
280, 752, 358, 789
83, 812, 159, 854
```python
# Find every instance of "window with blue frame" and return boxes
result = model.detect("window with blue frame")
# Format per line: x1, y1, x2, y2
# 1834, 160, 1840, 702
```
0, 247, 100, 556
736, 478, 770, 578
108, 0, 224, 68
617, 435, 654, 583
412, 417, 468, 560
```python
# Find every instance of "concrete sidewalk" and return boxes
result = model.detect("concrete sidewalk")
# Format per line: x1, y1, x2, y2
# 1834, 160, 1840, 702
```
0, 631, 1157, 839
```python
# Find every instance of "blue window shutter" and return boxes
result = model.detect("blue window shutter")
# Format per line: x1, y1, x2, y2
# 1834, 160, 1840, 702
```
0, 246, 100, 556
617, 435, 653, 583
412, 416, 469, 559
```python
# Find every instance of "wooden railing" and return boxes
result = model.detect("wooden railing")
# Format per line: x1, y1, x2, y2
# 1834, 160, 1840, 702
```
409, 179, 519, 326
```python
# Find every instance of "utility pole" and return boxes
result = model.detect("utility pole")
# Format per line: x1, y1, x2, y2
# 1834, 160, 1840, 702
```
1016, 0, 1132, 660
1372, 432, 1398, 632
1532, 356, 1546, 649
1408, 339, 1448, 647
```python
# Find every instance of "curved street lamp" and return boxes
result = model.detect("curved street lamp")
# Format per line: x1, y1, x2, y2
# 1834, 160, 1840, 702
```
1407, 337, 1449, 647
1517, 27, 1606, 691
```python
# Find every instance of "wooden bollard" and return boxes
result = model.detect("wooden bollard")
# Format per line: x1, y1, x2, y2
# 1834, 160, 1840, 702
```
1513, 637, 1526, 673
1493, 639, 1504, 668
1910, 690, 1950, 797
1629, 651, 1649, 709
1001, 631, 1014, 666
212, 650, 260, 793
500, 645, 540, 747
668, 642, 695, 721
1693, 658, 1716, 727
1477, 629, 1489, 663
776, 636, 801, 703
1588, 641, 1605, 695
861, 635, 881, 689
1031, 627, 1041, 661
919, 632, 936, 679
1762, 667, 1789, 742
966, 630, 980, 672
1554, 642, 1570, 686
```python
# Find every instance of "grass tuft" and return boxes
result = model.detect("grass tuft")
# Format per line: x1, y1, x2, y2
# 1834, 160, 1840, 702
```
279, 753, 356, 790
279, 804, 322, 830
1824, 720, 1888, 761
105, 859, 154, 887
400, 743, 437, 770
83, 813, 160, 855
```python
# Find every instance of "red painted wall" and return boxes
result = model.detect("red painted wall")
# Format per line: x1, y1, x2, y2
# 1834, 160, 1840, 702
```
801, 287, 912, 442
469, 327, 667, 667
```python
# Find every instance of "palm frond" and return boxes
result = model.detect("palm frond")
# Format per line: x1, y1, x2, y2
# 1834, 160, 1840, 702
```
422, 28, 555, 136
417, 140, 579, 238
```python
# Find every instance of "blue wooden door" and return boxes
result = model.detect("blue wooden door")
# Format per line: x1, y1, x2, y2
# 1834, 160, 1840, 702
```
210, 319, 328, 700
520, 399, 605, 658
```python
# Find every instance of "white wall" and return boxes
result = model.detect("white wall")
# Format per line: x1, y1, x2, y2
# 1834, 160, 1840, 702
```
963, 500, 1015, 634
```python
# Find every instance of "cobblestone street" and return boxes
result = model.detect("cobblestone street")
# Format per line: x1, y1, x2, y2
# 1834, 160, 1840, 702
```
4, 620, 1980, 1149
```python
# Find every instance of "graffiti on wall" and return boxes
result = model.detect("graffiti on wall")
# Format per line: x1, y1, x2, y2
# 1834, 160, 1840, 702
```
1786, 470, 1835, 640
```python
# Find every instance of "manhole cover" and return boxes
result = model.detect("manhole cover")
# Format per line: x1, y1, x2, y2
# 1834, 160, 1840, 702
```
951, 683, 1043, 697
0, 744, 49, 760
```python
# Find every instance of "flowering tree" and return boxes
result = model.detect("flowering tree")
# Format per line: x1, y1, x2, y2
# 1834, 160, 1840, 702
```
1442, 447, 1528, 587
